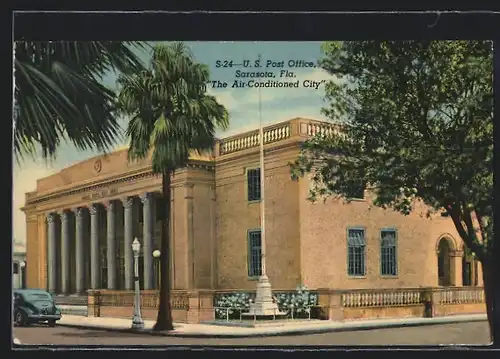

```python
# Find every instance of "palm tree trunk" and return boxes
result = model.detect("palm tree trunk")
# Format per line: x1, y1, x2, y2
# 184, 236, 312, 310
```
152, 170, 174, 331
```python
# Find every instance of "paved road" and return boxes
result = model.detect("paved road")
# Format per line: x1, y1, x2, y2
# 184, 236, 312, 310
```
14, 321, 490, 346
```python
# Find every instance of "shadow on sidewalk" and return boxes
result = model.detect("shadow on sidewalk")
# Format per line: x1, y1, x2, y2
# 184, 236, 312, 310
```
58, 330, 148, 338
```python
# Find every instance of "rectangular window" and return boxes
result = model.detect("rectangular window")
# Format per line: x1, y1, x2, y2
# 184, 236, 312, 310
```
247, 168, 261, 201
346, 179, 366, 199
13, 263, 19, 274
248, 230, 262, 277
347, 228, 366, 276
380, 229, 397, 276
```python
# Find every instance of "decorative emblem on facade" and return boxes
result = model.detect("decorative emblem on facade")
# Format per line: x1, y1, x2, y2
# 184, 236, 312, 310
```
94, 159, 102, 173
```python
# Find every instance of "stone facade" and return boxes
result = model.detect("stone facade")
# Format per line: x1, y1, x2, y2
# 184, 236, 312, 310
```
21, 118, 482, 295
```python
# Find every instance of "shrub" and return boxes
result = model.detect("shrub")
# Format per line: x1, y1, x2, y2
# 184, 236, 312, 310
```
214, 292, 255, 320
275, 284, 318, 318
213, 285, 319, 320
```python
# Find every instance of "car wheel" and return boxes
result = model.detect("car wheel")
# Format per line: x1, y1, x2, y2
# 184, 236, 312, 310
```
48, 320, 56, 327
14, 311, 27, 327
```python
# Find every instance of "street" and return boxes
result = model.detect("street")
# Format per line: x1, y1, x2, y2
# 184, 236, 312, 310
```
14, 321, 490, 346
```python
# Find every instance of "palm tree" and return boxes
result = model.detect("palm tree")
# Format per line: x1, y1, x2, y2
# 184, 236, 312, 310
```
117, 42, 228, 331
14, 41, 146, 162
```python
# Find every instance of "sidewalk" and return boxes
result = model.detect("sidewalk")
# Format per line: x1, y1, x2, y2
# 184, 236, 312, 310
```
57, 314, 487, 338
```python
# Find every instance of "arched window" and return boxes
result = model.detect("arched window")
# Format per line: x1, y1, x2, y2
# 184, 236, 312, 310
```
437, 238, 452, 286
438, 250, 445, 278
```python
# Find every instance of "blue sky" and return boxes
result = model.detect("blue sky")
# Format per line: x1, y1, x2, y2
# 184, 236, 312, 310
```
13, 41, 336, 243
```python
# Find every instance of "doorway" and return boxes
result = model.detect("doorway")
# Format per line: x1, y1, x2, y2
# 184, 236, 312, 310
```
437, 238, 452, 286
462, 245, 478, 286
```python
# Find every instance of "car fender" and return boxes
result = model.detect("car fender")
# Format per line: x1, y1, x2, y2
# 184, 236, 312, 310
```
15, 306, 31, 316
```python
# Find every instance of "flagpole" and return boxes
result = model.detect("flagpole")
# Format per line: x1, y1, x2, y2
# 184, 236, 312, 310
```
243, 54, 284, 319
258, 81, 267, 277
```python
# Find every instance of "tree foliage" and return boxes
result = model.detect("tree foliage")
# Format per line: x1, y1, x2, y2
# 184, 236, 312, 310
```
291, 41, 493, 264
117, 42, 228, 331
14, 41, 146, 162
117, 42, 228, 172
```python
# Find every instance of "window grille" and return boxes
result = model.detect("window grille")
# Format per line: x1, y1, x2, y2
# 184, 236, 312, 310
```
247, 168, 261, 201
248, 230, 262, 277
347, 228, 366, 276
381, 229, 397, 276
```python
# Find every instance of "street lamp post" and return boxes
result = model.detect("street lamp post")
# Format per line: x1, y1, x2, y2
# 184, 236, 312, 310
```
152, 249, 161, 289
131, 238, 144, 330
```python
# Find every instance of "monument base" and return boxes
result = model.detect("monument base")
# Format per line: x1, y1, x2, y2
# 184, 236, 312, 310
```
242, 275, 286, 318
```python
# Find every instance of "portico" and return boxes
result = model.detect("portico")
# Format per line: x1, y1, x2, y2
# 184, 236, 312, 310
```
22, 146, 217, 295
45, 193, 161, 295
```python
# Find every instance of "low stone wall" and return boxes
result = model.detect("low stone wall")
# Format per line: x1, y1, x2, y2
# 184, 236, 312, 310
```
59, 305, 88, 317
86, 286, 485, 323
343, 305, 426, 320
318, 286, 486, 321
433, 287, 486, 317
87, 289, 214, 324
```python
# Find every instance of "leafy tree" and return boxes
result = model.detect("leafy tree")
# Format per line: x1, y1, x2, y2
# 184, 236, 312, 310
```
117, 42, 228, 331
14, 41, 146, 161
290, 41, 497, 342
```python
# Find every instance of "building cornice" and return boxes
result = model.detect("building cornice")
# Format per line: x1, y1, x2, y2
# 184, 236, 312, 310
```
22, 118, 339, 211
22, 161, 214, 210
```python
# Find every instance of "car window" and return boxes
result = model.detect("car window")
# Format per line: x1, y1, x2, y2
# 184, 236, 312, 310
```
24, 293, 52, 301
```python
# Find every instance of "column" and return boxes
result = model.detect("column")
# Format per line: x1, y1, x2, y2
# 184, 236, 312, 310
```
46, 213, 57, 293
89, 204, 100, 289
141, 193, 154, 290
72, 207, 85, 294
106, 201, 117, 289
60, 211, 71, 294
122, 197, 134, 290
185, 185, 195, 289
450, 250, 463, 287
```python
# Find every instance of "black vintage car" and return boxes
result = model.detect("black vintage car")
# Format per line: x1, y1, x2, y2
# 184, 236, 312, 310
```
13, 289, 62, 327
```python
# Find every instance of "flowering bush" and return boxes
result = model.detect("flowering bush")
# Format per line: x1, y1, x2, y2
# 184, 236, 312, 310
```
275, 284, 318, 318
214, 292, 255, 320
213, 285, 319, 320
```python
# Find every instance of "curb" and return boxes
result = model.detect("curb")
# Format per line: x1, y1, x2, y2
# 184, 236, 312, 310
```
56, 316, 487, 338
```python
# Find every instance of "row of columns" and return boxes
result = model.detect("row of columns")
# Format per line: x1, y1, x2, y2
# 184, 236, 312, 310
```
46, 193, 157, 294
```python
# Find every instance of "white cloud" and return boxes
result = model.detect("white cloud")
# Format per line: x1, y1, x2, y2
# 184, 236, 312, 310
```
207, 87, 240, 111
